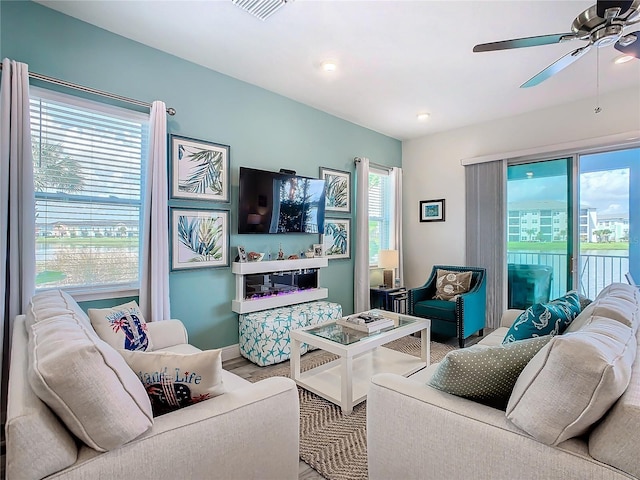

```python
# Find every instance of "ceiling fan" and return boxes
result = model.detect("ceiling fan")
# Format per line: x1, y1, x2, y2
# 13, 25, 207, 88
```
473, 0, 640, 87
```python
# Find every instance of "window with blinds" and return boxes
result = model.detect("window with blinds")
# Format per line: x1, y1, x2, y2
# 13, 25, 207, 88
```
30, 87, 149, 293
369, 168, 392, 265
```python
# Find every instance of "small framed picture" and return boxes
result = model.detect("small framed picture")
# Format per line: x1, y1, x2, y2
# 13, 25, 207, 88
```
171, 208, 229, 270
320, 167, 351, 213
237, 245, 247, 263
323, 219, 351, 260
420, 199, 445, 222
313, 243, 324, 257
170, 134, 230, 202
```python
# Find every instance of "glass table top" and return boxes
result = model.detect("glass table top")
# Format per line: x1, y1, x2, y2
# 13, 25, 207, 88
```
305, 313, 421, 345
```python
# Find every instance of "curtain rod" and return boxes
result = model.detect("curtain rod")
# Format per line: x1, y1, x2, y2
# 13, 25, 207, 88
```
354, 156, 393, 172
0, 63, 176, 116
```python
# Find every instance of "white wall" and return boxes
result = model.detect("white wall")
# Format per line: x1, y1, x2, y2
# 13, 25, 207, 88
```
402, 86, 640, 289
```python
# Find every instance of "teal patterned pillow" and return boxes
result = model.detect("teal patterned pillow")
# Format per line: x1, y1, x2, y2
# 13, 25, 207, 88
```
427, 335, 552, 408
502, 291, 581, 344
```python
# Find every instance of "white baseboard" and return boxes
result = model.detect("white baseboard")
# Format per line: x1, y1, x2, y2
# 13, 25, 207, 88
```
220, 343, 241, 362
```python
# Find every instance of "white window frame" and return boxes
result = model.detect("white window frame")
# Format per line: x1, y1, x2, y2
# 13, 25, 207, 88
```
30, 86, 149, 301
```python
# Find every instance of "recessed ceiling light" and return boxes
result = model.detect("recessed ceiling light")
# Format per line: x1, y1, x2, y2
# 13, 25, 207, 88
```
321, 60, 337, 72
614, 54, 635, 64
416, 113, 430, 121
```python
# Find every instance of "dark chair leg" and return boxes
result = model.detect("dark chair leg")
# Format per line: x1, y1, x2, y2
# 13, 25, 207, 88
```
458, 337, 465, 348
478, 329, 484, 337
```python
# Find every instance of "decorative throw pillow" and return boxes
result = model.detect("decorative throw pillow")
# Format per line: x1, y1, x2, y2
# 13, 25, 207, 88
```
427, 335, 551, 409
433, 270, 473, 301
506, 317, 636, 445
89, 301, 153, 351
502, 291, 581, 344
120, 349, 226, 416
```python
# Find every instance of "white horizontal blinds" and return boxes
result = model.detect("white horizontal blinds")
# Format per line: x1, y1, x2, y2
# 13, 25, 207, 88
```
30, 88, 148, 291
368, 168, 391, 265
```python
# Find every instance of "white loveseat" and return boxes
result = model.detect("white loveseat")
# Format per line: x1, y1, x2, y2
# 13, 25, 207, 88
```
5, 290, 300, 480
368, 283, 640, 480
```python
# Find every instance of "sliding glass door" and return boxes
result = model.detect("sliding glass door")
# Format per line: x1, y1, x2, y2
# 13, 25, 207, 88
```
578, 148, 637, 297
506, 146, 638, 305
507, 158, 572, 308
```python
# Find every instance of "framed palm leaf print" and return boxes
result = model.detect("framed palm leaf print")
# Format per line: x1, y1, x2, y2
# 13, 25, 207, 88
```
320, 167, 351, 213
171, 135, 230, 202
322, 218, 350, 260
171, 208, 229, 270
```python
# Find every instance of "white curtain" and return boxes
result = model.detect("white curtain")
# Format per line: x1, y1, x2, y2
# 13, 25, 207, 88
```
354, 157, 370, 312
391, 167, 403, 286
139, 101, 170, 321
1, 58, 35, 408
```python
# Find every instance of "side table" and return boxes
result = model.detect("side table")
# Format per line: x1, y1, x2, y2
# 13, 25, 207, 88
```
370, 286, 407, 312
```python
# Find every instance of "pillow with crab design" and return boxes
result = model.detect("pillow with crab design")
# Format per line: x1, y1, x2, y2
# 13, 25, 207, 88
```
502, 291, 581, 344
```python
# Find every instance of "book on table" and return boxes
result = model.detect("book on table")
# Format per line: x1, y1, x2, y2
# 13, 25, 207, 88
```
336, 309, 397, 333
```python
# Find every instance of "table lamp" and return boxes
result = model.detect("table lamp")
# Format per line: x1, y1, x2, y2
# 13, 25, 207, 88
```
379, 249, 399, 288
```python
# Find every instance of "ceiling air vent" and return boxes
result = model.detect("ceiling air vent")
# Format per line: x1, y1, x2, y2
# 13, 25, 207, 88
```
231, 0, 293, 21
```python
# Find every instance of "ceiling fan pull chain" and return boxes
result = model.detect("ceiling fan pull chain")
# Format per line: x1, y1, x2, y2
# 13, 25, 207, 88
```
595, 47, 602, 114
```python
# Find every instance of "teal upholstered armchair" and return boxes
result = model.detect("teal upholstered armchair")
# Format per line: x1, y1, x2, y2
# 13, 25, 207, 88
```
408, 265, 487, 348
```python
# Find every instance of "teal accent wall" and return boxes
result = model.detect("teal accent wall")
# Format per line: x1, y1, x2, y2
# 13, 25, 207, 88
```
1, 1, 401, 350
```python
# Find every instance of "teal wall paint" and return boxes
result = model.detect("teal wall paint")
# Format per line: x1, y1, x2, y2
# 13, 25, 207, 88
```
1, 1, 401, 350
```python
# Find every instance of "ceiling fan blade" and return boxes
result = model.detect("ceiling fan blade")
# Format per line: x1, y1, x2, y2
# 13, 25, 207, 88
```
520, 45, 592, 88
473, 33, 576, 52
615, 31, 640, 57
596, 0, 633, 18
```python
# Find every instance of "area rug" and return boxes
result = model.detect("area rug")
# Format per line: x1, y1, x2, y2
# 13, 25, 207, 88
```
247, 336, 456, 480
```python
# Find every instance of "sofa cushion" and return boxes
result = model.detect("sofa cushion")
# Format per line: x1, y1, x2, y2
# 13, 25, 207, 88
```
89, 300, 153, 351
506, 316, 636, 445
427, 335, 551, 408
25, 289, 93, 331
566, 283, 638, 334
589, 346, 640, 479
433, 269, 472, 301
502, 291, 581, 344
28, 315, 154, 452
5, 316, 79, 480
120, 349, 226, 416
413, 299, 456, 322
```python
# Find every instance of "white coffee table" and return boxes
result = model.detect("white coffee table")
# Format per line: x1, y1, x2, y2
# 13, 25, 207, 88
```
290, 312, 430, 414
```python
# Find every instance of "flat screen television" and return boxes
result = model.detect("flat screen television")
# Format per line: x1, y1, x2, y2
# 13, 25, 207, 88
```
238, 167, 327, 234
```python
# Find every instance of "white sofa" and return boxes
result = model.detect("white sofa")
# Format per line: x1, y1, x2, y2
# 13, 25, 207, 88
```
5, 290, 300, 480
368, 283, 640, 480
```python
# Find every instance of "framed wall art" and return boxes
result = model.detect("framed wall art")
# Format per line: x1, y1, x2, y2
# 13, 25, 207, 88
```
320, 167, 351, 213
420, 199, 446, 222
322, 218, 351, 259
171, 134, 230, 202
171, 208, 229, 270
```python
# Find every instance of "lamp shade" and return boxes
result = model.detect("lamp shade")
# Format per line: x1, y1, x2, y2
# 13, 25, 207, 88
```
379, 250, 399, 269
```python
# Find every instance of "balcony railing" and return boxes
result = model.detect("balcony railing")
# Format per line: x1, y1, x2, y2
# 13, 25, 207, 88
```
507, 252, 629, 300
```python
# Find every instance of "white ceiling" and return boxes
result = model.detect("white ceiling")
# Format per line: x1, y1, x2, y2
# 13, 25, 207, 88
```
37, 0, 640, 140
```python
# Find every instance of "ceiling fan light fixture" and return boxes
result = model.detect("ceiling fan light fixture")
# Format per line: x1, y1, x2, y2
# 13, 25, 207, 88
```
416, 113, 430, 122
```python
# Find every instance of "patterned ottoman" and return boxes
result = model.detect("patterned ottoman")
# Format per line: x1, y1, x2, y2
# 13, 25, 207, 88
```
239, 301, 342, 366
